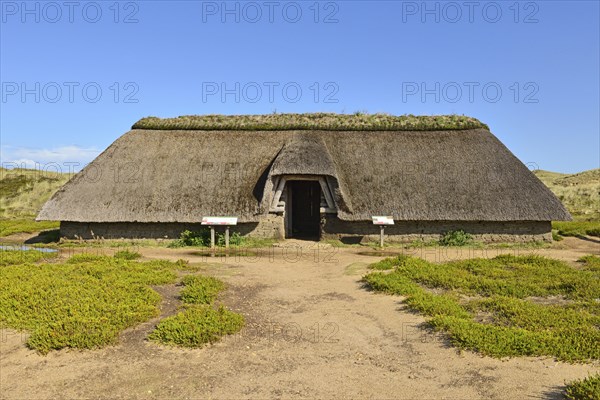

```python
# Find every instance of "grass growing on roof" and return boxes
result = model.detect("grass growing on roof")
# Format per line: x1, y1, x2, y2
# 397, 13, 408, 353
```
363, 254, 600, 362
0, 250, 184, 353
133, 113, 488, 131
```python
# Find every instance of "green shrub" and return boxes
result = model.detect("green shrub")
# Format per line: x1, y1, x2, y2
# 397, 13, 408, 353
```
180, 275, 225, 305
217, 231, 243, 246
439, 230, 473, 246
113, 250, 142, 260
169, 229, 246, 248
565, 374, 600, 400
148, 305, 244, 348
168, 230, 210, 248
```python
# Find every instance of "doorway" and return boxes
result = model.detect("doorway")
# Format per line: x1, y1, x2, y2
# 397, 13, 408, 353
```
288, 180, 321, 239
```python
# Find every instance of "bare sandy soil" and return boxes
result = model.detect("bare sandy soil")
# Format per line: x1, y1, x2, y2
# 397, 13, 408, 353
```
1, 237, 599, 399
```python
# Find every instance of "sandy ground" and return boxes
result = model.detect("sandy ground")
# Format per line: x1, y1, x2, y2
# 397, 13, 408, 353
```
1, 237, 599, 399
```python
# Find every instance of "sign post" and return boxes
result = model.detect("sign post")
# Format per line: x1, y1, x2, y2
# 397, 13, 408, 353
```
372, 216, 395, 249
201, 217, 238, 249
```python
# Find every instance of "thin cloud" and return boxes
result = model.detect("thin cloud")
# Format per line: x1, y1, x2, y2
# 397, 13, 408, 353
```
1, 145, 100, 172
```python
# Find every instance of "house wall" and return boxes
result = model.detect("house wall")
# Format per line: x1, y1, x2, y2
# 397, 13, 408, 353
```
61, 216, 551, 242
321, 216, 552, 243
60, 215, 285, 240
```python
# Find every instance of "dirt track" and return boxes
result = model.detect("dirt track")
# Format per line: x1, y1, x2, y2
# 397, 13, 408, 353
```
1, 238, 599, 399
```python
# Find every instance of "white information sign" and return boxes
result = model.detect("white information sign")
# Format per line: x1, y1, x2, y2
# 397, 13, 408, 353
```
201, 217, 238, 226
372, 216, 395, 225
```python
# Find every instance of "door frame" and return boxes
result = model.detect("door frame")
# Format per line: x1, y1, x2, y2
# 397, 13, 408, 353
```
285, 180, 321, 239
274, 175, 336, 239
270, 175, 336, 214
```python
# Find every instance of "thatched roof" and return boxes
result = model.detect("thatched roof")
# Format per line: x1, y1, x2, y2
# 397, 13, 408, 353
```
270, 134, 337, 177
38, 114, 570, 223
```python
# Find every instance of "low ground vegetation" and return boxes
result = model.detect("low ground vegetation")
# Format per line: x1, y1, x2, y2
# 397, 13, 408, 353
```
0, 251, 179, 353
565, 373, 600, 400
113, 250, 142, 260
149, 273, 244, 348
0, 248, 57, 266
0, 219, 59, 237
0, 249, 243, 353
363, 254, 600, 362
553, 220, 600, 238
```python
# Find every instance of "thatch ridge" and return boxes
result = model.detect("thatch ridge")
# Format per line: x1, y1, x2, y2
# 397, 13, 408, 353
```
132, 113, 489, 131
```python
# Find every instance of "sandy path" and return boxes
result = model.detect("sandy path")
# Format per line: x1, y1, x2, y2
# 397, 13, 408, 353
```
1, 238, 598, 399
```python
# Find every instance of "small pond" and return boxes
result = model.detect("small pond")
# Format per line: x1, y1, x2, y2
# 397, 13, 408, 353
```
0, 245, 58, 253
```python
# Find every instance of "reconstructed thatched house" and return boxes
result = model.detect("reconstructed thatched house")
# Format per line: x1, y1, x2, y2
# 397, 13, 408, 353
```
38, 113, 571, 242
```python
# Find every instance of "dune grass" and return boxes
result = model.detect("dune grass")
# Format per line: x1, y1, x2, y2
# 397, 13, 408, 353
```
0, 168, 71, 219
363, 254, 600, 362
535, 169, 599, 221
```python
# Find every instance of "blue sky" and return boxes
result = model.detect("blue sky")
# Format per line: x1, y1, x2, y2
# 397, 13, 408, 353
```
1, 0, 598, 173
